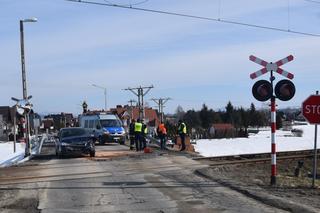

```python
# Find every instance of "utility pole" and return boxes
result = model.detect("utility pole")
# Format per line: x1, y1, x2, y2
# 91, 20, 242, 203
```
151, 98, 171, 123
128, 99, 136, 120
124, 85, 153, 120
128, 99, 136, 107
20, 18, 37, 157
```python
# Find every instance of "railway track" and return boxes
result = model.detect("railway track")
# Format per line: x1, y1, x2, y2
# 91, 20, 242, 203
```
193, 149, 318, 166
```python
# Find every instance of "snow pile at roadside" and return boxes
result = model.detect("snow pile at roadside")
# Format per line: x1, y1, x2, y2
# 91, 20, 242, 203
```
0, 142, 26, 167
194, 124, 319, 157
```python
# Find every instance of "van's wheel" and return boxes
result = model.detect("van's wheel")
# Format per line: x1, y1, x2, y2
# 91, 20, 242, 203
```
90, 151, 95, 157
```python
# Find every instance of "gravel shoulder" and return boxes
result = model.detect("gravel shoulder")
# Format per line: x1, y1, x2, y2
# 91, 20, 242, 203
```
196, 157, 320, 212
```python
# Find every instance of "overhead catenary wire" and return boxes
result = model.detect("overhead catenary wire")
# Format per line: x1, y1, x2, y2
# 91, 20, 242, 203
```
104, 0, 149, 7
304, 0, 320, 4
65, 0, 320, 37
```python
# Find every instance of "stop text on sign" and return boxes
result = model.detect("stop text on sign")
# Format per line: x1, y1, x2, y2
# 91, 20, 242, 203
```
304, 105, 320, 114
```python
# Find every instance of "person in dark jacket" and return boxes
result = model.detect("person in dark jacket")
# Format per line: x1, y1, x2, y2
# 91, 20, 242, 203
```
178, 120, 187, 151
129, 119, 136, 150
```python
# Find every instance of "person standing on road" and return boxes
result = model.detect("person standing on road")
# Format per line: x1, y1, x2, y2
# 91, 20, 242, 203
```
134, 119, 143, 151
141, 121, 148, 151
129, 119, 136, 150
178, 120, 187, 151
157, 122, 167, 150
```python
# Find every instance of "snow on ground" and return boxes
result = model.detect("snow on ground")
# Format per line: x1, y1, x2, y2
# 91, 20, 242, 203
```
194, 124, 319, 157
0, 142, 26, 167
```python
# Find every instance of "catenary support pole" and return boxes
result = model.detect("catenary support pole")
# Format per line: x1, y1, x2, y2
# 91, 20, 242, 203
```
151, 98, 170, 123
124, 85, 153, 120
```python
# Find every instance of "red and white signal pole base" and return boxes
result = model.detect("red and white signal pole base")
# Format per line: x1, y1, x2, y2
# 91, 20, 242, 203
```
271, 96, 277, 185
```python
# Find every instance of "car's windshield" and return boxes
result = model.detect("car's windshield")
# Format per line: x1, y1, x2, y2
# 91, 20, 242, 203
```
61, 128, 86, 138
100, 119, 122, 127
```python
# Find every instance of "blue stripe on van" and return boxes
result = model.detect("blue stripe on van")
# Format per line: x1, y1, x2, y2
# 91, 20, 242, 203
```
103, 127, 124, 134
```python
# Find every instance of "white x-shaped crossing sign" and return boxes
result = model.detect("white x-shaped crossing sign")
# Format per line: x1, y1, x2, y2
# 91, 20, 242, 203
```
249, 55, 294, 79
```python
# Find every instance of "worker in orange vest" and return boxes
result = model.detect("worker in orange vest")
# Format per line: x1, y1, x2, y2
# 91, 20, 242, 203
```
157, 122, 167, 150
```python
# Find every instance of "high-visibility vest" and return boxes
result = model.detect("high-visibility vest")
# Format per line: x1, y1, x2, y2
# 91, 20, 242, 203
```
179, 122, 187, 134
159, 124, 167, 135
144, 126, 148, 134
134, 122, 142, 132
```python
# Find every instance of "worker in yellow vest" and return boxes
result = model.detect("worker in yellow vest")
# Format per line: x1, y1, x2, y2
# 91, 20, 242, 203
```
141, 121, 148, 150
134, 119, 143, 151
178, 120, 187, 151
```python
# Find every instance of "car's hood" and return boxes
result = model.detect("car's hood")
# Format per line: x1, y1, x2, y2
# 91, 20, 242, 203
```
61, 136, 91, 144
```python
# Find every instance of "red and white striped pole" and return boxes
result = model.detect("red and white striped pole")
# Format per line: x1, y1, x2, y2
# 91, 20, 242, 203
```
270, 96, 277, 185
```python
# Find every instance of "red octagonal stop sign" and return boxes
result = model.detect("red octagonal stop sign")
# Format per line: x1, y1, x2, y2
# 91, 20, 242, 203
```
302, 95, 320, 124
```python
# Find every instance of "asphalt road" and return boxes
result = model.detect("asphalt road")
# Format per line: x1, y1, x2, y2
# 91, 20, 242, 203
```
0, 143, 288, 213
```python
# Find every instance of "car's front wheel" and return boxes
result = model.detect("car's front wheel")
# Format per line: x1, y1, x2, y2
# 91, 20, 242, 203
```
90, 151, 95, 157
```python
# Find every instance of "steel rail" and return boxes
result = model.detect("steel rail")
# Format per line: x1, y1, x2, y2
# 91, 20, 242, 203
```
208, 154, 313, 166
193, 149, 316, 161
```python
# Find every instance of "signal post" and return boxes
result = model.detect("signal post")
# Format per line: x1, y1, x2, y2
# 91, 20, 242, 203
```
250, 55, 296, 185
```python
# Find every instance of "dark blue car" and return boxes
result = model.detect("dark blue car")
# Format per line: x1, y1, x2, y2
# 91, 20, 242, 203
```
55, 127, 96, 158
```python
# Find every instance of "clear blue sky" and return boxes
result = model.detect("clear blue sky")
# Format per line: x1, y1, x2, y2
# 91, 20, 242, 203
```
1, 0, 320, 115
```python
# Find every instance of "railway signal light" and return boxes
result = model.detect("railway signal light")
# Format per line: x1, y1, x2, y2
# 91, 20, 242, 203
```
275, 79, 295, 101
252, 80, 273, 102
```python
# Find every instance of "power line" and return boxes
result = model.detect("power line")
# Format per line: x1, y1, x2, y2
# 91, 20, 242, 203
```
304, 0, 320, 4
65, 0, 320, 37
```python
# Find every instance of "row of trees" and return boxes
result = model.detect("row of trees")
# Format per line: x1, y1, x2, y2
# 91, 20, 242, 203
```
166, 102, 270, 139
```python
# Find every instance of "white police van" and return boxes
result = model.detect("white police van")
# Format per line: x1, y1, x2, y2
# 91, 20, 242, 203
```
79, 113, 126, 145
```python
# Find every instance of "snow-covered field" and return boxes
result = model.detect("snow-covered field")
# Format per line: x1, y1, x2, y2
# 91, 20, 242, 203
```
0, 142, 26, 167
194, 124, 319, 157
